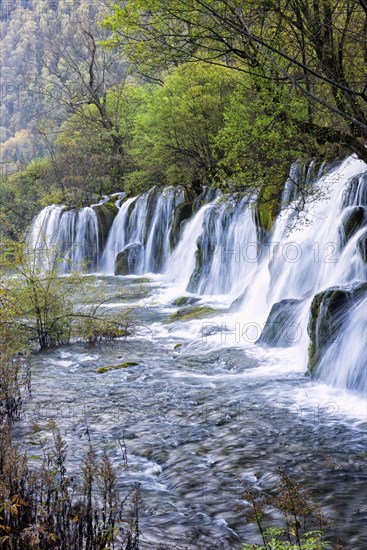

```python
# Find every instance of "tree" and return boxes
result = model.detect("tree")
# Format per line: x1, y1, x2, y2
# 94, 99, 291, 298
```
125, 63, 237, 194
0, 158, 55, 241
52, 84, 142, 203
29, 1, 128, 188
215, 71, 316, 207
105, 0, 367, 163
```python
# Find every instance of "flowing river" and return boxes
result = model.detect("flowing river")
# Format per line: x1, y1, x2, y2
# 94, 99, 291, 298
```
19, 157, 367, 548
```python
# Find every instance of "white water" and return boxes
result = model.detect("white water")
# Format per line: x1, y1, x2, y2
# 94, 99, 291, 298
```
101, 186, 184, 274
28, 157, 367, 394
223, 157, 367, 392
191, 197, 258, 296
27, 204, 100, 272
101, 196, 138, 272
166, 203, 213, 291
231, 158, 365, 318
316, 294, 367, 391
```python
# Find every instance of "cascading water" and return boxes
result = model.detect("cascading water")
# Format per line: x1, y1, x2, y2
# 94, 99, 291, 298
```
27, 204, 100, 272
315, 292, 366, 391
165, 203, 213, 291
101, 186, 185, 274
23, 156, 367, 547
186, 196, 258, 296
101, 197, 138, 272
232, 156, 367, 391
27, 156, 367, 392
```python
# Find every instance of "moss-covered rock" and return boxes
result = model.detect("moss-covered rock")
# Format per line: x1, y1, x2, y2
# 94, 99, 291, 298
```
114, 242, 144, 275
92, 202, 118, 250
97, 361, 139, 374
307, 283, 367, 375
307, 288, 350, 374
169, 202, 193, 249
255, 183, 283, 240
173, 343, 183, 350
167, 306, 218, 323
357, 229, 367, 263
115, 252, 129, 276
187, 235, 204, 292
172, 296, 200, 307
341, 206, 366, 243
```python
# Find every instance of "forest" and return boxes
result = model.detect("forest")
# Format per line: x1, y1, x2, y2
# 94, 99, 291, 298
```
1, 0, 366, 238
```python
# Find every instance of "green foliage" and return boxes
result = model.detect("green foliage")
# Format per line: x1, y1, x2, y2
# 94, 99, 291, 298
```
4, 0, 365, 238
55, 84, 144, 202
3, 248, 80, 349
0, 159, 54, 240
215, 74, 314, 192
105, 0, 367, 162
124, 63, 237, 194
237, 471, 337, 550
242, 528, 329, 549
0, 243, 134, 351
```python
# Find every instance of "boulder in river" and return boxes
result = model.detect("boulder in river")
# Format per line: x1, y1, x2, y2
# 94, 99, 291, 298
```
114, 242, 144, 275
257, 298, 303, 347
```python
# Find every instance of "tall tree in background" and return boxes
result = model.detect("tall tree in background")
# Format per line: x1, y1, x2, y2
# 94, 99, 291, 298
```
29, 1, 128, 188
0, 0, 127, 182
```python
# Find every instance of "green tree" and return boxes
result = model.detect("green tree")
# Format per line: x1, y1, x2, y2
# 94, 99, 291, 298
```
53, 83, 143, 203
105, 0, 367, 163
216, 74, 313, 189
0, 158, 58, 241
125, 63, 237, 194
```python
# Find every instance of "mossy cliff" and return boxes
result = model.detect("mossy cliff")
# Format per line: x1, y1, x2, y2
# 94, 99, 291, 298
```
307, 283, 367, 375
255, 183, 283, 239
169, 202, 193, 249
93, 201, 119, 250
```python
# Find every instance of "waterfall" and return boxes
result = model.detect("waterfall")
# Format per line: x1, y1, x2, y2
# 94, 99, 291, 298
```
101, 186, 184, 274
233, 156, 367, 391
101, 197, 137, 272
165, 195, 258, 297
145, 187, 185, 272
229, 158, 366, 314
27, 156, 367, 392
315, 294, 366, 392
166, 203, 213, 291
27, 204, 100, 272
187, 197, 258, 296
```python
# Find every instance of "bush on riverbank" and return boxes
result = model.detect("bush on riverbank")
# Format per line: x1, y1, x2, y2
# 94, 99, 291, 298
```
0, 243, 134, 352
0, 424, 141, 549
